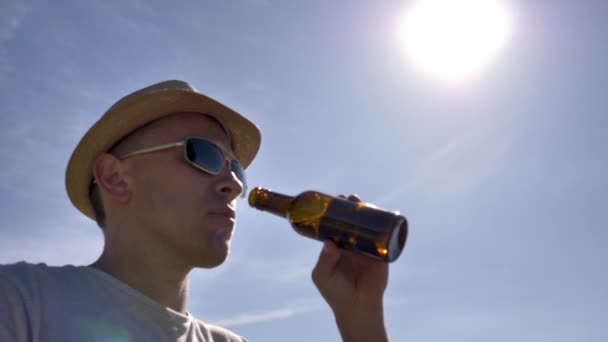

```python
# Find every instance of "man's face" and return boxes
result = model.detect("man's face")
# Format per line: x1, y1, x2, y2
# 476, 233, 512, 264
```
120, 112, 244, 269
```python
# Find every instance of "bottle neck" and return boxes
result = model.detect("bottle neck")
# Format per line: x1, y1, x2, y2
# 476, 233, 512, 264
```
248, 188, 294, 218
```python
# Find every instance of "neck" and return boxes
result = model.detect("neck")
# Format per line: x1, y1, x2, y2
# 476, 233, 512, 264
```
91, 226, 192, 313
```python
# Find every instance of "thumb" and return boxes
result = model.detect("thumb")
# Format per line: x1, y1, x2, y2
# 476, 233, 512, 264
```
312, 240, 342, 288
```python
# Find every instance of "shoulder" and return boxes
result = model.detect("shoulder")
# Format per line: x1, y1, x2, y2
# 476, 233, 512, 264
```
0, 262, 60, 336
0, 262, 50, 288
0, 261, 80, 282
193, 319, 249, 342
0, 262, 85, 298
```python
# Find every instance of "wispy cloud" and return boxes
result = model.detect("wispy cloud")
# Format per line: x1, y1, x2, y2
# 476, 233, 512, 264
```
0, 1, 28, 77
228, 255, 312, 284
0, 216, 102, 265
0, 2, 27, 43
0, 117, 71, 203
375, 135, 472, 206
211, 302, 320, 327
375, 121, 517, 207
89, 1, 161, 34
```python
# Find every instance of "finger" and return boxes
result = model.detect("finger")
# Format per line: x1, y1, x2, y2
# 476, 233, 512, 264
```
338, 194, 362, 202
347, 194, 361, 202
311, 240, 342, 288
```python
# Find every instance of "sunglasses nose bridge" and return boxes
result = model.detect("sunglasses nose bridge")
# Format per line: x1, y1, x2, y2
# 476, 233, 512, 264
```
223, 159, 237, 177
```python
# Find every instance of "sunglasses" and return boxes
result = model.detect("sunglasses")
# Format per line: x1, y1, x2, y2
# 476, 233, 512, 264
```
119, 137, 247, 198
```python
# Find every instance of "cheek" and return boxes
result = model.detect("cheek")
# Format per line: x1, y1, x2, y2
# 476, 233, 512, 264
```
142, 167, 214, 213
172, 163, 215, 197
131, 155, 219, 213
131, 161, 181, 208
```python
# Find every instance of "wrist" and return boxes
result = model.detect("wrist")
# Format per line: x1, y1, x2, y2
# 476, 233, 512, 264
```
334, 306, 389, 342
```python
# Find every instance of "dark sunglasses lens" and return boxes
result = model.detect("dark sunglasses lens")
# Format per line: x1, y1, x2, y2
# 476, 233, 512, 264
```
185, 139, 224, 174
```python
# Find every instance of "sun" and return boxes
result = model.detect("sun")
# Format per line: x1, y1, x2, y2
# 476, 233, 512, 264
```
398, 0, 514, 84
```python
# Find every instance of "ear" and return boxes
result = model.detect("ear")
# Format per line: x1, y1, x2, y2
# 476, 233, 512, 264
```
92, 153, 132, 203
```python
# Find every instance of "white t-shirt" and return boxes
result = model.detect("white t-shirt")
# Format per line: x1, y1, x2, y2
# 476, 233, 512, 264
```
0, 262, 247, 342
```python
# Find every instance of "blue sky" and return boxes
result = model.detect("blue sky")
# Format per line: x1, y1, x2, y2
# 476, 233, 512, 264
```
1, 0, 606, 341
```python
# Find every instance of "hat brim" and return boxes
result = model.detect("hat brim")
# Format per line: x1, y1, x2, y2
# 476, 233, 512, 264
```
66, 87, 261, 221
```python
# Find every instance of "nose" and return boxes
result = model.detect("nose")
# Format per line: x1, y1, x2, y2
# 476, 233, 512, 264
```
213, 162, 244, 200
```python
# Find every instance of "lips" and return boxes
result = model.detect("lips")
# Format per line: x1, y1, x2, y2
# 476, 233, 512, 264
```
207, 207, 236, 220
206, 207, 236, 250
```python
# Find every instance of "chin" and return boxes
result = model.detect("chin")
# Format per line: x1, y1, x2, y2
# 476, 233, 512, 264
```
194, 248, 231, 269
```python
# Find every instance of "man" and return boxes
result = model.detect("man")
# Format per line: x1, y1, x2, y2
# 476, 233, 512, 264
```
0, 81, 390, 341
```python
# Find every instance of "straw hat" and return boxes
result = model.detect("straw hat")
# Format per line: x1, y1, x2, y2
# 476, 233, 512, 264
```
65, 80, 262, 220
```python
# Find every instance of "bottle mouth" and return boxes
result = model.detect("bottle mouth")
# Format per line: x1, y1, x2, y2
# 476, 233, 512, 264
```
388, 216, 408, 262
247, 187, 264, 207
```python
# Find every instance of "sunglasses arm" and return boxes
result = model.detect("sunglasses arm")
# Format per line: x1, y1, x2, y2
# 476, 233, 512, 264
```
119, 141, 186, 160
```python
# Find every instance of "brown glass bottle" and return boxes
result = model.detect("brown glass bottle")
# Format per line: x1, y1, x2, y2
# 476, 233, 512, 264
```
248, 187, 408, 263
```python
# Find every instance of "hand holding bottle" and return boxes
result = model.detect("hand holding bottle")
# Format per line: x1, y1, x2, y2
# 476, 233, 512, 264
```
312, 195, 390, 342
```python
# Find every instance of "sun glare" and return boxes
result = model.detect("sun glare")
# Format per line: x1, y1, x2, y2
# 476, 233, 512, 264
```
398, 0, 514, 84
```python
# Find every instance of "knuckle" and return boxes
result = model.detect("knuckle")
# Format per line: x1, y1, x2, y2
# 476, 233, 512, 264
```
348, 194, 361, 202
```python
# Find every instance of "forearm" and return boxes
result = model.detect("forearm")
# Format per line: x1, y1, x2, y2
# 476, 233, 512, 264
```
334, 307, 389, 342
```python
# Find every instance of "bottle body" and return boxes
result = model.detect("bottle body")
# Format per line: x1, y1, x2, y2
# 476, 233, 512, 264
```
249, 188, 408, 263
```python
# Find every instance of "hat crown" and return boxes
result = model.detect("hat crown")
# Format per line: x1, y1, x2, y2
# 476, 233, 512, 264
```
142, 80, 197, 92
126, 80, 196, 99
108, 80, 198, 114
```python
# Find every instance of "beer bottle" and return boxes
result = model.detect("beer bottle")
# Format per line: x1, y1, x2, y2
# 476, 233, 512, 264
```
248, 187, 408, 263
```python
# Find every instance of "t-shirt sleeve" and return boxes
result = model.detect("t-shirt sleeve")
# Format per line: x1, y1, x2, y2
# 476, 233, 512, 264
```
0, 271, 31, 342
